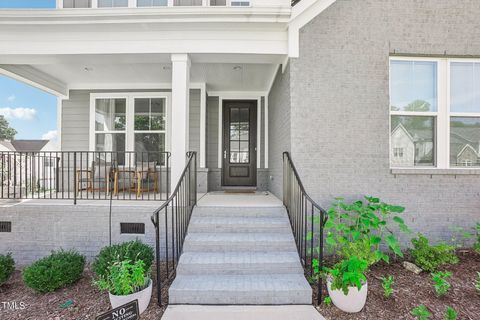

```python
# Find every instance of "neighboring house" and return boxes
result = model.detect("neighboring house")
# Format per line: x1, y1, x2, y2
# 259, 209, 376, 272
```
0, 140, 58, 194
0, 0, 479, 290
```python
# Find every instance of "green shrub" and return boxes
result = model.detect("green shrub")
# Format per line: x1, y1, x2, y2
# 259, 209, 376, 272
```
22, 250, 85, 293
411, 235, 459, 272
411, 305, 432, 320
382, 275, 394, 298
431, 271, 452, 297
0, 253, 15, 286
475, 272, 480, 293
94, 259, 149, 296
445, 306, 458, 320
92, 240, 154, 279
474, 223, 480, 253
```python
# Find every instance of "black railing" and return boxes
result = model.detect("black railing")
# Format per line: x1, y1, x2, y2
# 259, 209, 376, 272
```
151, 152, 197, 306
0, 151, 170, 203
283, 152, 327, 305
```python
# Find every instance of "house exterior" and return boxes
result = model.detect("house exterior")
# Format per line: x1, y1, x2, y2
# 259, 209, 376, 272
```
0, 0, 479, 266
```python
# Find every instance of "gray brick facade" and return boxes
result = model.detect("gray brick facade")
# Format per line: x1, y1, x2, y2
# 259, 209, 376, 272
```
281, 0, 480, 243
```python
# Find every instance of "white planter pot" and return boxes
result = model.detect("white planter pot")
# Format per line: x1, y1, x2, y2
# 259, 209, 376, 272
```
327, 278, 368, 313
108, 279, 152, 314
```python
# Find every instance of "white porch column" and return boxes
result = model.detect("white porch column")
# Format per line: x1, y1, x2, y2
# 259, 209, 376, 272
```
170, 53, 191, 190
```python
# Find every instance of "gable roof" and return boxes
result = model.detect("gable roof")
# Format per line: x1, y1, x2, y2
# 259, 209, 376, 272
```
0, 140, 16, 151
10, 140, 49, 152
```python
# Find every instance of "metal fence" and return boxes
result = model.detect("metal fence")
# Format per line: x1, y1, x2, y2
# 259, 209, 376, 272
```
0, 151, 170, 203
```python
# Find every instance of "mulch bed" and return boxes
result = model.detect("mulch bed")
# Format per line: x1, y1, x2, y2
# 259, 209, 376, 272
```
315, 250, 480, 319
1, 253, 479, 319
0, 263, 170, 320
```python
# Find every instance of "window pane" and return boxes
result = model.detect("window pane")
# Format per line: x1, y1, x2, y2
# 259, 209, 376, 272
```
63, 0, 91, 8
134, 98, 165, 131
98, 0, 128, 7
174, 0, 202, 5
135, 133, 165, 165
95, 99, 126, 131
137, 0, 167, 6
210, 0, 226, 5
391, 116, 435, 167
96, 133, 125, 152
450, 62, 480, 113
390, 60, 437, 112
450, 117, 480, 167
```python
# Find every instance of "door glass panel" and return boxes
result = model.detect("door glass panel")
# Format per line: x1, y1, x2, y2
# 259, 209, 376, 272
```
229, 107, 250, 164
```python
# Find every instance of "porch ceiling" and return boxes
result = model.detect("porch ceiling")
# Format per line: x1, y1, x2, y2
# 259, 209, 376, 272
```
0, 53, 282, 94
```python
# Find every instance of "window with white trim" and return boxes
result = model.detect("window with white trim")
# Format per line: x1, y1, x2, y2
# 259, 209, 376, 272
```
91, 93, 169, 165
390, 58, 480, 168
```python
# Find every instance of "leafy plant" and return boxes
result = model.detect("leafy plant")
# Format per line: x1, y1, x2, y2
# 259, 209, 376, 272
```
0, 253, 15, 286
431, 271, 452, 297
322, 196, 410, 262
311, 197, 410, 295
323, 296, 332, 306
326, 256, 369, 295
92, 240, 154, 279
475, 272, 480, 293
411, 305, 432, 320
444, 306, 458, 320
449, 226, 474, 248
474, 223, 480, 254
381, 275, 394, 298
94, 259, 149, 296
411, 235, 459, 272
22, 250, 85, 293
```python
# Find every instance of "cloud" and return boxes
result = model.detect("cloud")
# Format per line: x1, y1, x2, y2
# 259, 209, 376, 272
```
7, 95, 15, 102
42, 130, 58, 141
0, 107, 37, 120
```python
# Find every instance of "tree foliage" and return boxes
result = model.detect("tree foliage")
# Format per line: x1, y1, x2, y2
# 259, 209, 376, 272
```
0, 116, 17, 140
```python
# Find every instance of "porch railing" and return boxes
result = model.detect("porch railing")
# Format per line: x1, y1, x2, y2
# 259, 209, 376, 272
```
151, 151, 197, 306
283, 152, 327, 305
0, 151, 170, 203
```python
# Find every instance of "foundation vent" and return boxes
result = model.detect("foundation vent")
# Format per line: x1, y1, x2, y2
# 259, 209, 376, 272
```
120, 223, 145, 235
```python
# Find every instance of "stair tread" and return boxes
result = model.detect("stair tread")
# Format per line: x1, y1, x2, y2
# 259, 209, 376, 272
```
179, 251, 301, 264
185, 232, 295, 242
170, 274, 311, 291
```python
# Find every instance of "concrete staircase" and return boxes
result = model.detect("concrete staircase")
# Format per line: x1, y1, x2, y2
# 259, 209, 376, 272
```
169, 203, 312, 305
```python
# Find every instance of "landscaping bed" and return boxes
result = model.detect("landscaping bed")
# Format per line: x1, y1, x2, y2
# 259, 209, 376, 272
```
0, 264, 169, 320
317, 250, 480, 320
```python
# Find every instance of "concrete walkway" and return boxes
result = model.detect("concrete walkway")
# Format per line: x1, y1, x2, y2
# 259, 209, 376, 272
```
162, 305, 325, 320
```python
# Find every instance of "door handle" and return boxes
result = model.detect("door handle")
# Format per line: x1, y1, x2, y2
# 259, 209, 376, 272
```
224, 150, 227, 159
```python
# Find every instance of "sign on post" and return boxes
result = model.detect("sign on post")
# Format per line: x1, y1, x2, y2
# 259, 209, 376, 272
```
95, 300, 140, 320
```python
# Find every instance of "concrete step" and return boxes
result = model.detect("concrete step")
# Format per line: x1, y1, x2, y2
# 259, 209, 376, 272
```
193, 206, 287, 218
188, 216, 292, 233
176, 252, 303, 276
162, 305, 326, 320
169, 274, 312, 305
182, 233, 298, 253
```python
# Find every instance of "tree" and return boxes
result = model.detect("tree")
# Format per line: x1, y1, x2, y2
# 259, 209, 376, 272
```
0, 116, 17, 140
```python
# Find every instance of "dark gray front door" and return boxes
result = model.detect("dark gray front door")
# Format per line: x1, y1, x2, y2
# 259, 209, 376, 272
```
222, 100, 257, 187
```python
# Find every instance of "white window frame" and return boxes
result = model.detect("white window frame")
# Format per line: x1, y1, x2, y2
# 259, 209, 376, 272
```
390, 56, 480, 170
89, 92, 172, 160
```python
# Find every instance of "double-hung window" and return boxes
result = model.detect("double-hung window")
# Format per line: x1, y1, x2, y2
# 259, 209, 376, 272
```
98, 0, 128, 7
90, 93, 170, 165
390, 58, 480, 169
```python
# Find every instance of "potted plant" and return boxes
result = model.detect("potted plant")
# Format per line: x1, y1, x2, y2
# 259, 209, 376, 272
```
94, 259, 152, 314
317, 196, 410, 313
325, 256, 369, 313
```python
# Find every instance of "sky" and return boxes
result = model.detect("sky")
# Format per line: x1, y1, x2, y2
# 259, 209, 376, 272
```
0, 2, 57, 141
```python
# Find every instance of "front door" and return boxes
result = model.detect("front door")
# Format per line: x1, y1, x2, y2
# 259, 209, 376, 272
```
222, 100, 257, 187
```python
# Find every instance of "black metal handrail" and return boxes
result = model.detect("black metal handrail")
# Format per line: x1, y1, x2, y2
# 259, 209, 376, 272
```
151, 151, 197, 306
283, 152, 327, 305
0, 151, 170, 203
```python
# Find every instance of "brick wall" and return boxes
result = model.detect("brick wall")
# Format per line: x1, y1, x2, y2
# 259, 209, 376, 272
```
283, 0, 480, 243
